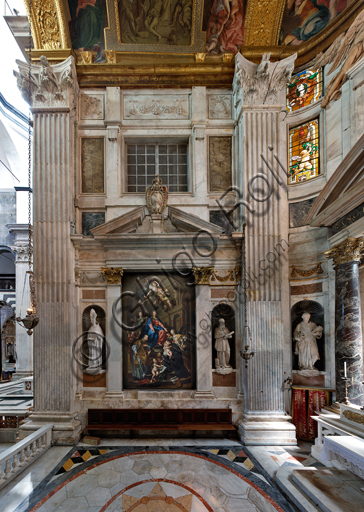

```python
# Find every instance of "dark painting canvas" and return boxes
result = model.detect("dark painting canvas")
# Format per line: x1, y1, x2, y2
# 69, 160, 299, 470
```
122, 272, 195, 389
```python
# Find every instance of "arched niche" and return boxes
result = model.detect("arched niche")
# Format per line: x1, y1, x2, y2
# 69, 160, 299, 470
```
82, 305, 106, 370
211, 303, 236, 369
291, 300, 325, 371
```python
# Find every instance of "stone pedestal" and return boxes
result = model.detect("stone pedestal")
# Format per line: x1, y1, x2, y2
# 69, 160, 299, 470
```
15, 57, 81, 444
234, 52, 297, 445
8, 224, 33, 379
325, 237, 364, 406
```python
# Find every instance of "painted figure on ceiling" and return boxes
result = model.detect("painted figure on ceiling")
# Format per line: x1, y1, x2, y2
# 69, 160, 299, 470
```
281, 0, 349, 45
206, 0, 245, 55
68, 0, 106, 61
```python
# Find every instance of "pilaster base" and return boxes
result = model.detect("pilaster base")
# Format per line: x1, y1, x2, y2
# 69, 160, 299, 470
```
104, 391, 124, 399
238, 414, 297, 445
18, 412, 82, 445
12, 371, 33, 380
194, 390, 215, 399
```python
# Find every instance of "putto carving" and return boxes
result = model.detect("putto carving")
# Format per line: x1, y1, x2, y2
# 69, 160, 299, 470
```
325, 237, 364, 266
145, 176, 168, 215
209, 95, 232, 119
80, 95, 104, 120
235, 52, 296, 105
14, 56, 78, 108
192, 267, 215, 285
101, 267, 124, 285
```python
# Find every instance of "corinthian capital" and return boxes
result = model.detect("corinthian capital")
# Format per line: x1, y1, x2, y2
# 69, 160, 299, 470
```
14, 56, 78, 110
235, 52, 296, 106
324, 237, 364, 266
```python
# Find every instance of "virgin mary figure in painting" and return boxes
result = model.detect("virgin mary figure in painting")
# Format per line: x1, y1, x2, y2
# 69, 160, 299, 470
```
142, 310, 169, 348
206, 0, 245, 55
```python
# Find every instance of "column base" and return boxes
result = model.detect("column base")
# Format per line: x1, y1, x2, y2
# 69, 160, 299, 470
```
194, 390, 215, 399
238, 414, 297, 446
12, 371, 33, 380
18, 411, 82, 445
104, 391, 124, 399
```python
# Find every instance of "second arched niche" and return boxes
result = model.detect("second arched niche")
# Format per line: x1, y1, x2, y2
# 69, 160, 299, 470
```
211, 303, 236, 373
291, 300, 325, 374
82, 305, 106, 373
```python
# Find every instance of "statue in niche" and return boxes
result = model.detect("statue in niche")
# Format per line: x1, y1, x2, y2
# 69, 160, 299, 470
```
85, 308, 104, 374
214, 318, 234, 374
293, 312, 323, 371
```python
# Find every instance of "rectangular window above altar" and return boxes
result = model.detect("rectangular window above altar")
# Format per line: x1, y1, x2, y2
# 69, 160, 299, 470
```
288, 119, 320, 185
126, 143, 189, 193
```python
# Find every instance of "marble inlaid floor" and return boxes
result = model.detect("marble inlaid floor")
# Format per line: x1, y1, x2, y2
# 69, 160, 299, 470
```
5, 439, 297, 512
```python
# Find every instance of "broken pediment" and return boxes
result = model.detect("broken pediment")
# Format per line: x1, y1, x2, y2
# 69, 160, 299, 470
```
90, 206, 223, 237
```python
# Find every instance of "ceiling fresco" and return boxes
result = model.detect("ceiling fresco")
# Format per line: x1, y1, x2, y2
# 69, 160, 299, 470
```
279, 0, 352, 45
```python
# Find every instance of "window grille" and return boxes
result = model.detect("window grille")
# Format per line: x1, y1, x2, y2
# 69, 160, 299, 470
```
127, 143, 188, 193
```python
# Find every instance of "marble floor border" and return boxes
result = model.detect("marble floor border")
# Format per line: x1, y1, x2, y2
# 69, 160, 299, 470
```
13, 446, 296, 512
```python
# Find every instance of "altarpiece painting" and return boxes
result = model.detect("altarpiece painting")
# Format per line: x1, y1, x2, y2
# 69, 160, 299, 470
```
122, 272, 196, 389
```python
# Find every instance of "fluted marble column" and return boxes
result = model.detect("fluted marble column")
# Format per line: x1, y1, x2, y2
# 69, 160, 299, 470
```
234, 53, 297, 445
325, 237, 364, 406
8, 224, 33, 378
15, 57, 81, 443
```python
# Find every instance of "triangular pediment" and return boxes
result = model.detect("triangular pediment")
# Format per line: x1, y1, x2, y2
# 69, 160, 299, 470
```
90, 206, 223, 236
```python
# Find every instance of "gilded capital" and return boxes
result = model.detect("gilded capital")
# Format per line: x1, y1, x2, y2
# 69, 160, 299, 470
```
324, 237, 364, 266
192, 266, 214, 285
101, 267, 124, 285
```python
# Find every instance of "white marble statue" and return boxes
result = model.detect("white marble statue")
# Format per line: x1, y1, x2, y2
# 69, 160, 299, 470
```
214, 318, 234, 374
86, 309, 104, 374
293, 313, 323, 371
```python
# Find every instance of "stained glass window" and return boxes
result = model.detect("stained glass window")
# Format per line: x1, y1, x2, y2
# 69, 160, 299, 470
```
289, 119, 319, 185
287, 69, 322, 112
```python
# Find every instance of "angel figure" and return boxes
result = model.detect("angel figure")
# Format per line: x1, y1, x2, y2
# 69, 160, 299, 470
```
290, 125, 317, 178
313, 9, 364, 108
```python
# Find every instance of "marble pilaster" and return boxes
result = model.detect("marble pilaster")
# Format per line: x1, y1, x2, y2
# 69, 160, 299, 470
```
325, 237, 364, 405
194, 284, 214, 399
234, 53, 297, 444
15, 56, 82, 443
8, 224, 33, 379
105, 273, 123, 399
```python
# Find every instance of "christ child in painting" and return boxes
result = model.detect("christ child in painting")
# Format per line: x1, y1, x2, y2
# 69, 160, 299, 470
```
150, 357, 166, 383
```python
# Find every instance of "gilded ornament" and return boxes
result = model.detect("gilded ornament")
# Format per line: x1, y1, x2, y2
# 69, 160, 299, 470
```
192, 267, 215, 285
291, 263, 323, 278
101, 267, 124, 284
211, 270, 235, 282
195, 53, 206, 63
105, 50, 116, 64
244, 0, 286, 46
145, 176, 168, 215
222, 53, 234, 63
235, 265, 242, 283
343, 410, 364, 425
324, 237, 364, 266
24, 0, 70, 50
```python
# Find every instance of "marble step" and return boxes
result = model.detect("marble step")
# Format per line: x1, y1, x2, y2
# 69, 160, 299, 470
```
292, 468, 364, 512
276, 466, 321, 512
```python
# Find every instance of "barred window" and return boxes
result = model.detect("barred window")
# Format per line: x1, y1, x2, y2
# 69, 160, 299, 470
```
127, 143, 189, 193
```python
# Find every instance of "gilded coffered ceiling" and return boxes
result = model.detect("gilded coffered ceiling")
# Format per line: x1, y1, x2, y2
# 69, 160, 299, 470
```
23, 0, 364, 86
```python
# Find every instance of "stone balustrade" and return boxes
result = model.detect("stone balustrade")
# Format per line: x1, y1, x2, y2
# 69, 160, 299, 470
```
0, 423, 53, 491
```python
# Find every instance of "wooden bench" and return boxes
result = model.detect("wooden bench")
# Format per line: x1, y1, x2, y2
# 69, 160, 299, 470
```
85, 409, 237, 438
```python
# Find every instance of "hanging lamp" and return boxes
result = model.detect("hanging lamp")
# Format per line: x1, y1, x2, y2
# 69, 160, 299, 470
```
240, 223, 255, 368
16, 0, 39, 336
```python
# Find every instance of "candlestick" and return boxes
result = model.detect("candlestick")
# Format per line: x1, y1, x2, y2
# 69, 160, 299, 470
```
344, 361, 347, 378
340, 376, 351, 405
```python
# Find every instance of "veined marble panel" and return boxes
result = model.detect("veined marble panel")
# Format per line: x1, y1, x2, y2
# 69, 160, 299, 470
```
123, 95, 190, 120
81, 138, 105, 194
209, 136, 232, 192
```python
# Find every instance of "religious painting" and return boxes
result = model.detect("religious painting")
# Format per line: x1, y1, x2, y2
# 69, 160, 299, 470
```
122, 272, 196, 389
288, 119, 319, 184
81, 138, 105, 194
202, 0, 246, 54
286, 68, 322, 111
209, 136, 232, 192
280, 0, 350, 45
68, 0, 108, 61
118, 0, 193, 45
